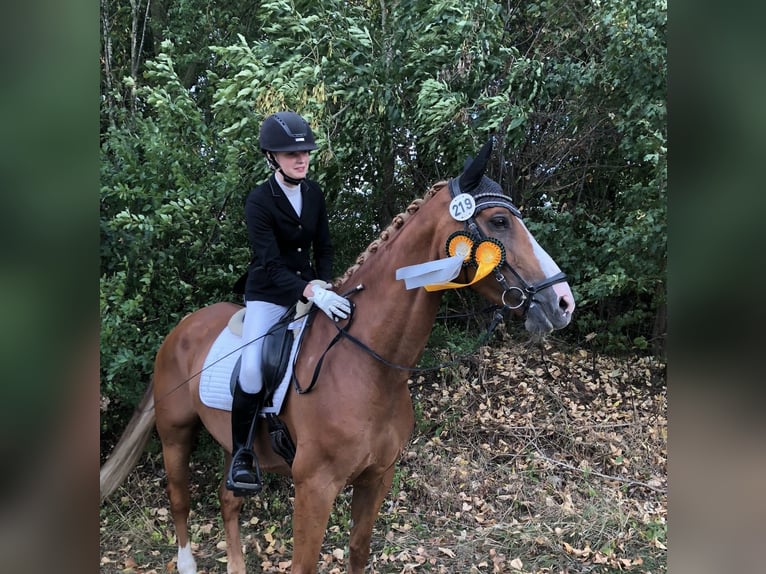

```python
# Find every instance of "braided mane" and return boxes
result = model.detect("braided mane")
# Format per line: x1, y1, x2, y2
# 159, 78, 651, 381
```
334, 181, 446, 287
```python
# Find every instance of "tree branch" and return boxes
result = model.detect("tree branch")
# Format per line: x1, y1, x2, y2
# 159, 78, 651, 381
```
533, 450, 666, 494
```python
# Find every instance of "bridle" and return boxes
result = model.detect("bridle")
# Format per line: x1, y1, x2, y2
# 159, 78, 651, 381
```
446, 178, 568, 316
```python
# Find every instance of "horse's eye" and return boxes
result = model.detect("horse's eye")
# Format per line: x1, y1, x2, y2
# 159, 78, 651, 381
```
490, 216, 509, 229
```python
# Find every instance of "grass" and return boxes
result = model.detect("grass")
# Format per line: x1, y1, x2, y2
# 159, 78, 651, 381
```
100, 337, 666, 573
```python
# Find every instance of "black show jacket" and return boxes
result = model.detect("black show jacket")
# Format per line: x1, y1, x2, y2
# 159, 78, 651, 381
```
243, 175, 334, 306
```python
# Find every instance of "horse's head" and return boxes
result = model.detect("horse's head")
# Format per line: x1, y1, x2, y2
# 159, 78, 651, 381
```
431, 139, 575, 337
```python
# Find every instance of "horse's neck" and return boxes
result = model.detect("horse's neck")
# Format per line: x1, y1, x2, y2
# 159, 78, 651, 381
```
355, 267, 441, 346
341, 210, 446, 370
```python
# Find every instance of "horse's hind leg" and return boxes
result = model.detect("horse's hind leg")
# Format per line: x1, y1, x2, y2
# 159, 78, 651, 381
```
157, 424, 198, 574
348, 466, 396, 574
218, 451, 247, 574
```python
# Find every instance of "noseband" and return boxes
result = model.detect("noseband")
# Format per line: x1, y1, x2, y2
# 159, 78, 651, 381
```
447, 178, 568, 315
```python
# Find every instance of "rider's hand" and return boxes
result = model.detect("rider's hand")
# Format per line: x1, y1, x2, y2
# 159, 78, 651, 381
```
308, 285, 351, 321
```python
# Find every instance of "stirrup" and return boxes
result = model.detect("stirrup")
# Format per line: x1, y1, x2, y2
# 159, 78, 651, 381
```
225, 449, 263, 496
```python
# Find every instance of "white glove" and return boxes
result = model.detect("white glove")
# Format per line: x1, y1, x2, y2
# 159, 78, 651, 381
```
308, 285, 351, 321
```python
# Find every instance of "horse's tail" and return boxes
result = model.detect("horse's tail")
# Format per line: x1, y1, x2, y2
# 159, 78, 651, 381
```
100, 381, 156, 500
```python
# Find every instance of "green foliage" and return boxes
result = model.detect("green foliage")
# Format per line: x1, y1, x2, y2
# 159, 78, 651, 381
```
100, 45, 251, 434
100, 0, 666, 439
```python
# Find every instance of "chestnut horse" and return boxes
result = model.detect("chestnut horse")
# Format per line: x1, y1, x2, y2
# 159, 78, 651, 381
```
101, 140, 574, 574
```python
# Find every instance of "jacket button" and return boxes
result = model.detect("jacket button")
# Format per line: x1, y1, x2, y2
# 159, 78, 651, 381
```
296, 271, 302, 276
297, 247, 302, 252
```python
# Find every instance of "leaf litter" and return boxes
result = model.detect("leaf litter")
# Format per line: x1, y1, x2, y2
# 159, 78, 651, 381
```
100, 339, 666, 573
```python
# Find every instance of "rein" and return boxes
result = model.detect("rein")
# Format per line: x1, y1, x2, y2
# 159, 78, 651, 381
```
154, 290, 500, 403
292, 285, 508, 394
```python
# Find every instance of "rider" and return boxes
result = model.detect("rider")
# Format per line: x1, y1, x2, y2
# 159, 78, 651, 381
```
227, 111, 352, 495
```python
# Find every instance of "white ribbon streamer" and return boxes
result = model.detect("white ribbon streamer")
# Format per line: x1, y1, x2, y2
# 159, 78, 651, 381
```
395, 253, 465, 290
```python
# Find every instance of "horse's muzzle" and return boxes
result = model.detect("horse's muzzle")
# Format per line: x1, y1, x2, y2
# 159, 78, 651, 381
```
523, 281, 575, 335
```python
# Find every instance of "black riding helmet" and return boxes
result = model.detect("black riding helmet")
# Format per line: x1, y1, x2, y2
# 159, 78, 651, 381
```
259, 111, 318, 184
259, 111, 318, 153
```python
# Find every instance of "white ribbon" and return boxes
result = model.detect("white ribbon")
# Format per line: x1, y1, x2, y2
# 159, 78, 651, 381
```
395, 253, 465, 290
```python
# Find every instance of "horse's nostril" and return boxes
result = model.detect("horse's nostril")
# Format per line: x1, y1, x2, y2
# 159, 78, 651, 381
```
559, 294, 574, 314
552, 284, 575, 316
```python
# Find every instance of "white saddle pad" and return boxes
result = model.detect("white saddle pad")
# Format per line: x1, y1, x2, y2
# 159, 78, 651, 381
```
198, 315, 308, 414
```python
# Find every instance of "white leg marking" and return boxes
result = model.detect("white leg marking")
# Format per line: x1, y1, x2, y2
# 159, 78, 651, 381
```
177, 543, 197, 574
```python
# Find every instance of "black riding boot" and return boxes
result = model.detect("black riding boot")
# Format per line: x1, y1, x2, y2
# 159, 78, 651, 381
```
225, 382, 263, 495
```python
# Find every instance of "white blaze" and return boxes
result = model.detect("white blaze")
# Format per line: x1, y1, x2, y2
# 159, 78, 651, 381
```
518, 220, 575, 314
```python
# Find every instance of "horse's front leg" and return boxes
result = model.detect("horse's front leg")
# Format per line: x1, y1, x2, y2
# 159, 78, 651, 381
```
348, 465, 396, 574
219, 451, 247, 574
290, 469, 345, 574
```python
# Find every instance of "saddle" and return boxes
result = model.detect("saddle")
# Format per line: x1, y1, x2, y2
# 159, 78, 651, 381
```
227, 294, 317, 466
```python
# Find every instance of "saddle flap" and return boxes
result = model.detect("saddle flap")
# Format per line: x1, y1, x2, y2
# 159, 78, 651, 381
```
261, 315, 295, 398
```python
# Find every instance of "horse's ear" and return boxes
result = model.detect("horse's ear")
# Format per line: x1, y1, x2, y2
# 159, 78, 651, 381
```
459, 138, 494, 192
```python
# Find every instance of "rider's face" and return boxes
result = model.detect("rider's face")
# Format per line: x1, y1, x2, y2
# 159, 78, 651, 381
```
273, 150, 310, 181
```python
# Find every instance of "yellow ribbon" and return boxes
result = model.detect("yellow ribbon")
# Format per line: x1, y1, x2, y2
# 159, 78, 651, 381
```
424, 240, 504, 292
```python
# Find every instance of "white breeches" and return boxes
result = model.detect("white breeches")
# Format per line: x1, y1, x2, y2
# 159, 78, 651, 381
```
239, 300, 288, 394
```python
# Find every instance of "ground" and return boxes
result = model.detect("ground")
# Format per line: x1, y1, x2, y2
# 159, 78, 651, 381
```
100, 337, 666, 573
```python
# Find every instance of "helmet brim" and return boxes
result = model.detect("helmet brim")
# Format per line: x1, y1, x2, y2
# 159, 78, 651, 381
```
262, 142, 318, 153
